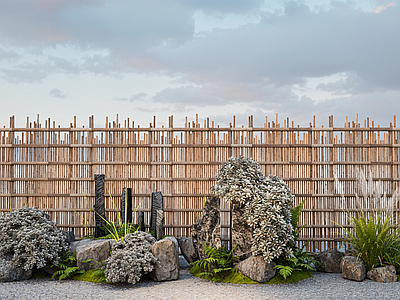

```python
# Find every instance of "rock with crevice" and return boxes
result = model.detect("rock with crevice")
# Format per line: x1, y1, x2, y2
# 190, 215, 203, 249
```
340, 256, 366, 282
315, 248, 344, 273
235, 255, 276, 283
191, 197, 221, 259
231, 202, 253, 259
151, 239, 179, 281
367, 265, 397, 283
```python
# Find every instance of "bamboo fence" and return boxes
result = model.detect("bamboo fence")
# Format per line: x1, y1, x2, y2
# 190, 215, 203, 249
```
0, 114, 399, 252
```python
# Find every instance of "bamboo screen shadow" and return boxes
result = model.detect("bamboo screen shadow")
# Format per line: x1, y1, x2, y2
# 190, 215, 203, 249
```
0, 114, 399, 252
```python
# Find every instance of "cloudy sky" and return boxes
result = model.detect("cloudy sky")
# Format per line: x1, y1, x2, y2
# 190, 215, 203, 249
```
0, 0, 399, 128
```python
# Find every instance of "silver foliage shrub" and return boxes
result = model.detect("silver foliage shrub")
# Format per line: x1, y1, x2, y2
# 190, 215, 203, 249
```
0, 207, 68, 271
102, 231, 157, 284
212, 156, 294, 263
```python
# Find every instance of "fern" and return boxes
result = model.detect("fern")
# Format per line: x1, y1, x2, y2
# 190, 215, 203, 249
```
51, 251, 84, 281
191, 242, 237, 279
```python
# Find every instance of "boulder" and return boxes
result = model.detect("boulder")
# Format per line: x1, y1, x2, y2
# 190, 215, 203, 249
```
76, 239, 111, 271
151, 239, 179, 281
191, 197, 221, 259
0, 255, 32, 282
340, 256, 366, 282
61, 230, 76, 245
235, 255, 276, 283
315, 248, 344, 273
177, 237, 198, 264
231, 202, 253, 259
163, 236, 179, 254
70, 239, 95, 255
367, 265, 397, 283
179, 255, 191, 269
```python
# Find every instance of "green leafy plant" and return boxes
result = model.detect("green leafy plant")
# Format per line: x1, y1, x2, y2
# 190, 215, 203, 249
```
334, 168, 400, 272
191, 242, 237, 279
51, 251, 84, 281
99, 222, 140, 240
273, 200, 317, 280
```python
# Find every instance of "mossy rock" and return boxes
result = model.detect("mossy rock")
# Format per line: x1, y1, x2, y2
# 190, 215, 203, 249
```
72, 268, 106, 283
190, 265, 312, 284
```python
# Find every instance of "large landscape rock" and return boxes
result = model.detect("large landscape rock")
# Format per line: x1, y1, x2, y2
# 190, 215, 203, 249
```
76, 239, 111, 271
191, 197, 221, 259
163, 236, 179, 254
151, 239, 179, 281
177, 237, 198, 264
235, 255, 276, 283
367, 265, 397, 283
231, 202, 253, 259
0, 255, 33, 282
340, 256, 366, 282
315, 248, 344, 273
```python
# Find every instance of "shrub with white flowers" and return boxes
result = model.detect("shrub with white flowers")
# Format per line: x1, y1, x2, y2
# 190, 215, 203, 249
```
102, 231, 157, 284
212, 156, 294, 263
0, 206, 68, 271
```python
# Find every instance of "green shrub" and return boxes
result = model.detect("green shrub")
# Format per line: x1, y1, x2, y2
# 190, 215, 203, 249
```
191, 242, 237, 280
51, 251, 84, 281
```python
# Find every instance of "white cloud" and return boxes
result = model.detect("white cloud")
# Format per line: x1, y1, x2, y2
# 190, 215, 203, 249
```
49, 88, 67, 99
372, 2, 396, 13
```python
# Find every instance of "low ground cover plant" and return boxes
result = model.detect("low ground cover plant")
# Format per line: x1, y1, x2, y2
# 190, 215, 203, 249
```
102, 231, 157, 284
0, 206, 68, 271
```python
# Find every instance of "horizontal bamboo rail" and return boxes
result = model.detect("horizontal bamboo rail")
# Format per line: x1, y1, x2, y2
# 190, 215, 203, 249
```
0, 114, 399, 252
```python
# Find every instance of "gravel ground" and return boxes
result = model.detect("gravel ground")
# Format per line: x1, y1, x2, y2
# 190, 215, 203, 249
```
1, 269, 400, 300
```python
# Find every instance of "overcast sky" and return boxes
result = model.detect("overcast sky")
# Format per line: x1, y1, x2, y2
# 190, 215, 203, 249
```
0, 0, 399, 128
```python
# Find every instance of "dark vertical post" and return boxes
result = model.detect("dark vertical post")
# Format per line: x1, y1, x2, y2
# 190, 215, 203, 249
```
94, 174, 107, 238
120, 187, 132, 224
138, 211, 145, 232
230, 202, 233, 250
150, 191, 164, 240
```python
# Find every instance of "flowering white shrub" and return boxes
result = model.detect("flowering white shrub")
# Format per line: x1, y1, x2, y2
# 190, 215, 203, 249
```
102, 231, 157, 284
212, 156, 294, 263
0, 207, 68, 271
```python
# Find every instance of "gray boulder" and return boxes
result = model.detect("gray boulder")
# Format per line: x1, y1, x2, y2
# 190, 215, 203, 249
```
235, 255, 276, 283
367, 265, 397, 283
70, 239, 94, 255
163, 236, 179, 254
0, 255, 32, 282
177, 237, 198, 264
340, 256, 366, 282
315, 248, 344, 273
76, 239, 111, 271
151, 239, 179, 281
191, 197, 221, 259
179, 255, 191, 269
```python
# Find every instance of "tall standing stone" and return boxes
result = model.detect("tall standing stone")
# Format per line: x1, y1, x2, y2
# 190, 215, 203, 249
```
94, 174, 107, 238
120, 187, 132, 224
138, 211, 145, 232
155, 209, 164, 241
150, 192, 164, 237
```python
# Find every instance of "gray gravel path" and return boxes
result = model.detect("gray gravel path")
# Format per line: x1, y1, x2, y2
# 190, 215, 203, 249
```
1, 270, 400, 300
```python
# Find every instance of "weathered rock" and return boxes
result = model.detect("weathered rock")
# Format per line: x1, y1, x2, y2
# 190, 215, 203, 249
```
340, 256, 366, 282
155, 209, 164, 241
138, 211, 145, 232
315, 248, 344, 273
235, 255, 276, 283
231, 202, 253, 259
120, 187, 132, 224
367, 265, 397, 283
191, 196, 221, 259
76, 239, 111, 271
151, 239, 179, 281
150, 192, 164, 235
70, 239, 95, 255
163, 236, 179, 254
94, 174, 107, 238
177, 237, 198, 264
0, 255, 32, 282
179, 255, 191, 269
